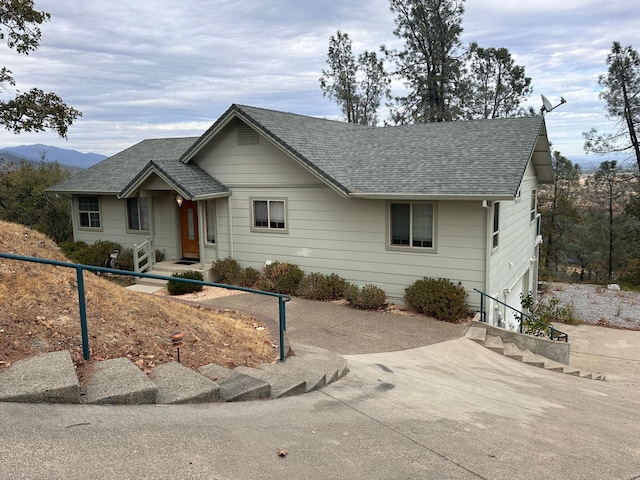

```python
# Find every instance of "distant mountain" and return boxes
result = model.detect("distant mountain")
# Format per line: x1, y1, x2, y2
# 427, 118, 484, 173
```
0, 144, 106, 169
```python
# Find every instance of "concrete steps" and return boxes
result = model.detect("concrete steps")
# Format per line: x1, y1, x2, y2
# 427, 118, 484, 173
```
465, 326, 606, 381
135, 260, 210, 287
0, 343, 348, 405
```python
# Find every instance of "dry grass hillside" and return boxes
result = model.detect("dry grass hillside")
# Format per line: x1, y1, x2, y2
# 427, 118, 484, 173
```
0, 221, 277, 374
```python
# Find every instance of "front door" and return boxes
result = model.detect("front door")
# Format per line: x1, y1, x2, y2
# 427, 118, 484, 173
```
179, 200, 199, 259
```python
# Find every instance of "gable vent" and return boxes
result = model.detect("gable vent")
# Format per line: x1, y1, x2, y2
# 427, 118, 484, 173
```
237, 120, 259, 145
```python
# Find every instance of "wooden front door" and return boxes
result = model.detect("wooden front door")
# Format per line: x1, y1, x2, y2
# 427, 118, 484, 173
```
179, 200, 199, 259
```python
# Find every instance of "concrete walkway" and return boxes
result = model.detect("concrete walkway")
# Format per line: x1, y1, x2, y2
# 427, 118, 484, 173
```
3, 288, 640, 478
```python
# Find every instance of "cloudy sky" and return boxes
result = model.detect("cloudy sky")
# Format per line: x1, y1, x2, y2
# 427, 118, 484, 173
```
0, 0, 638, 167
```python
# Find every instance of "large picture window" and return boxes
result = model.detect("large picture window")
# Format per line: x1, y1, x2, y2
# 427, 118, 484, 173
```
78, 196, 101, 229
390, 202, 434, 248
253, 199, 286, 230
126, 197, 150, 231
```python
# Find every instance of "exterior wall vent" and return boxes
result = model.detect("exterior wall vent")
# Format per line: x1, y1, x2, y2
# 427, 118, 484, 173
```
237, 120, 259, 145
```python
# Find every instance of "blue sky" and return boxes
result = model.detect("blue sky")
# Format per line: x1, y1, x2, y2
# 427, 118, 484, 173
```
0, 0, 638, 168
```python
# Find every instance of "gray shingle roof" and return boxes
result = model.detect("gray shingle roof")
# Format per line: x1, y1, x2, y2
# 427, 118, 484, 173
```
220, 105, 550, 197
48, 137, 228, 199
50, 104, 551, 200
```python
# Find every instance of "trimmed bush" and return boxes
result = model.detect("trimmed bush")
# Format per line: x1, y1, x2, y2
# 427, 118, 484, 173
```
404, 277, 468, 322
255, 261, 304, 295
167, 270, 204, 295
244, 266, 260, 287
60, 239, 121, 268
345, 283, 386, 310
297, 272, 348, 301
212, 257, 246, 285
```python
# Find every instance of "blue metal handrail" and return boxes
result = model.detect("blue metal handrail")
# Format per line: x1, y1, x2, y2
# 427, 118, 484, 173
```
0, 252, 291, 361
474, 288, 568, 342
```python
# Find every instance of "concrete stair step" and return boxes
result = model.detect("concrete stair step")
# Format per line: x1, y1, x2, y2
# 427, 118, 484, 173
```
290, 343, 349, 384
234, 365, 307, 399
0, 344, 348, 405
0, 350, 81, 404
150, 361, 220, 404
502, 342, 525, 362
465, 326, 486, 344
520, 350, 547, 368
198, 363, 271, 402
82, 358, 157, 405
484, 334, 505, 354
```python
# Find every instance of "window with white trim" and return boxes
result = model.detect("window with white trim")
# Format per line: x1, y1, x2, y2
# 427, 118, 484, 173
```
530, 189, 537, 222
492, 202, 500, 249
205, 199, 216, 243
390, 202, 434, 248
78, 196, 101, 229
126, 197, 150, 231
252, 199, 286, 230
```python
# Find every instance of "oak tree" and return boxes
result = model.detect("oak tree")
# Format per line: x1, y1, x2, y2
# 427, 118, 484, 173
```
0, 0, 81, 137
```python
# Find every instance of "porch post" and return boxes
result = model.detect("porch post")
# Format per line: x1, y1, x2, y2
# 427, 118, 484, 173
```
197, 200, 206, 270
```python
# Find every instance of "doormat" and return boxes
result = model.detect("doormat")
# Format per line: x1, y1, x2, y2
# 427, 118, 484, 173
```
174, 260, 198, 265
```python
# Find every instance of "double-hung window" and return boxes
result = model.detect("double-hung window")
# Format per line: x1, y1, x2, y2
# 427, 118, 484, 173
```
78, 196, 101, 229
126, 197, 150, 231
390, 202, 434, 248
253, 199, 286, 230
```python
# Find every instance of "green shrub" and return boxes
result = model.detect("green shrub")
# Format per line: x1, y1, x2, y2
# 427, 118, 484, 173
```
167, 270, 204, 295
59, 241, 88, 260
255, 261, 304, 295
519, 292, 579, 334
117, 248, 134, 271
297, 272, 348, 301
345, 283, 386, 310
404, 277, 468, 322
59, 239, 121, 267
244, 266, 260, 287
212, 257, 246, 285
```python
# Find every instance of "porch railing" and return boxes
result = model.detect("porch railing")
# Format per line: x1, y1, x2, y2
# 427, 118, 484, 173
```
474, 288, 568, 342
0, 252, 291, 362
132, 237, 153, 273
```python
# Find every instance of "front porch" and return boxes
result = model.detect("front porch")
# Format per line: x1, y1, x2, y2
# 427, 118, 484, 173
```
135, 259, 215, 288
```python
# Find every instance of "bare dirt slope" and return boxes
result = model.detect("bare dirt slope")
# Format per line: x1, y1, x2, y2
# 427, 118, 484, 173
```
0, 221, 277, 373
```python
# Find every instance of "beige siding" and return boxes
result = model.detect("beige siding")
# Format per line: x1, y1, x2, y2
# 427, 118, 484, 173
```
193, 125, 325, 188
72, 194, 179, 260
210, 185, 487, 305
486, 162, 539, 326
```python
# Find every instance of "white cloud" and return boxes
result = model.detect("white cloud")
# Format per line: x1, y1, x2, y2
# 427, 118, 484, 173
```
0, 0, 638, 160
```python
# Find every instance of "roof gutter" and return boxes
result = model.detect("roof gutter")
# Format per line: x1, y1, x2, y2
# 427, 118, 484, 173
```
348, 192, 515, 201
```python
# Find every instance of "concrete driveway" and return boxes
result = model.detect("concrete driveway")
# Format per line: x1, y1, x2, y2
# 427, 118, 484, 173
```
2, 295, 640, 479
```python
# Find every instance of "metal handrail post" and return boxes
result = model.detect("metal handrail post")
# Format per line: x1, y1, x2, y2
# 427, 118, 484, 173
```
75, 267, 91, 360
278, 296, 288, 362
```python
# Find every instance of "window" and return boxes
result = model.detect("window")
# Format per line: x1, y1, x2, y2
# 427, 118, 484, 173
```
78, 196, 101, 228
253, 199, 286, 230
126, 197, 150, 231
530, 189, 537, 222
492, 202, 500, 249
390, 202, 434, 248
205, 199, 216, 243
